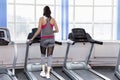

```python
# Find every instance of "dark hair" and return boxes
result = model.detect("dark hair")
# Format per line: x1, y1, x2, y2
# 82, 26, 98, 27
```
43, 6, 51, 18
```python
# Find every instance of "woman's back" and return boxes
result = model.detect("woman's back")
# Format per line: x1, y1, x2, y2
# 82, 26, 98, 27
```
41, 17, 54, 39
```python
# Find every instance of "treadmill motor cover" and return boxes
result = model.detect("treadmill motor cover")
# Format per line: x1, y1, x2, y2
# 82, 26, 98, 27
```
27, 63, 42, 72
0, 74, 12, 80
66, 62, 91, 70
0, 68, 8, 74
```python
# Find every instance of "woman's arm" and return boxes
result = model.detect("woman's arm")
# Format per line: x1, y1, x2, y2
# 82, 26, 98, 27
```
31, 18, 42, 40
53, 19, 59, 33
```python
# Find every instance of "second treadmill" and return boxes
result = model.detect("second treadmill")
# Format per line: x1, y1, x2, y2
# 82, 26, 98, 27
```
63, 28, 111, 80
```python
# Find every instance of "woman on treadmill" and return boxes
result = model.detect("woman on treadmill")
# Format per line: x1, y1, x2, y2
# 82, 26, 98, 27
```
30, 6, 59, 79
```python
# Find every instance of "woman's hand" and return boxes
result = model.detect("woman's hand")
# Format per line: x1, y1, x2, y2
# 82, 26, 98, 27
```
27, 39, 33, 45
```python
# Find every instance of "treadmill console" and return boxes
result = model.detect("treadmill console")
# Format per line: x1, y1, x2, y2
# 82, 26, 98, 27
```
68, 28, 103, 44
68, 28, 88, 42
0, 28, 10, 45
0, 31, 5, 38
0, 29, 8, 40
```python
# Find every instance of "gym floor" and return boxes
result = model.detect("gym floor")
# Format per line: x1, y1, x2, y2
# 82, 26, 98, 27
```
15, 66, 119, 80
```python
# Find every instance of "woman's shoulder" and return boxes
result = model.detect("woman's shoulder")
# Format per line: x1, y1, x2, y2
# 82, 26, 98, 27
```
50, 17, 55, 22
40, 16, 44, 20
39, 16, 47, 22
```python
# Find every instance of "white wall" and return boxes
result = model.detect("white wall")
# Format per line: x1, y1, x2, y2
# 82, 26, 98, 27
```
0, 41, 120, 68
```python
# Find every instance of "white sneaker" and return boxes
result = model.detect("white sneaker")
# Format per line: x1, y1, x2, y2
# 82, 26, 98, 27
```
40, 71, 46, 77
46, 73, 50, 79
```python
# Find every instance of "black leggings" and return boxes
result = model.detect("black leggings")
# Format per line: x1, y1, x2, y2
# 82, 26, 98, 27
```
40, 46, 54, 67
40, 46, 54, 56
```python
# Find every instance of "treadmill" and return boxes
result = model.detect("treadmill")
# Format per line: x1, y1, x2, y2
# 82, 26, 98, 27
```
114, 44, 120, 79
63, 28, 111, 80
24, 28, 65, 80
0, 27, 18, 80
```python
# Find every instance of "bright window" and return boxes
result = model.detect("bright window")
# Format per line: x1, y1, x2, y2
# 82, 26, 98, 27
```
69, 0, 117, 41
7, 0, 117, 42
7, 0, 61, 42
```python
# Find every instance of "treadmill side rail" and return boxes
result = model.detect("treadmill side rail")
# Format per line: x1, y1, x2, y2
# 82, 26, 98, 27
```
115, 71, 120, 79
63, 67, 84, 80
51, 70, 65, 80
89, 69, 111, 80
7, 70, 17, 80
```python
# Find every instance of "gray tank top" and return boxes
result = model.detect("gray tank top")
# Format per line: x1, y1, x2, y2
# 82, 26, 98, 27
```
41, 18, 54, 39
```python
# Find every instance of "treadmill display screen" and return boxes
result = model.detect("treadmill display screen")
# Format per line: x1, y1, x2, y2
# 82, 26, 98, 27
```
0, 31, 5, 37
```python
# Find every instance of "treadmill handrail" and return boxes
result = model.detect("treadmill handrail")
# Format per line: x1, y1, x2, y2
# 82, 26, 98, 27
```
89, 39, 103, 45
68, 39, 103, 45
27, 39, 62, 46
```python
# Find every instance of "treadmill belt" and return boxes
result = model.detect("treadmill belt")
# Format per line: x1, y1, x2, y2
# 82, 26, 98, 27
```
74, 70, 104, 80
32, 71, 59, 80
0, 74, 12, 80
